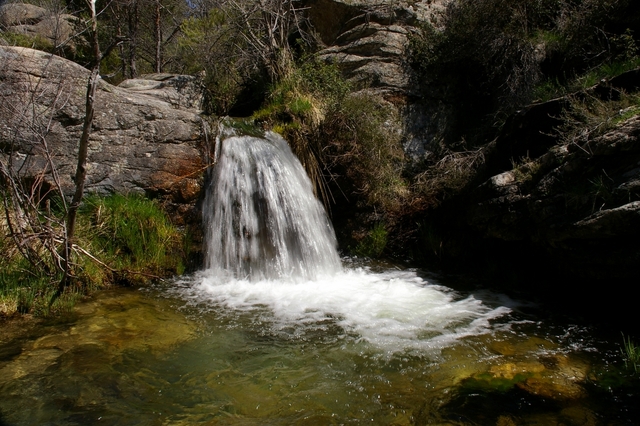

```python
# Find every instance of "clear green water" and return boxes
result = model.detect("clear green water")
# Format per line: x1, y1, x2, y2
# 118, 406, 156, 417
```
0, 269, 638, 425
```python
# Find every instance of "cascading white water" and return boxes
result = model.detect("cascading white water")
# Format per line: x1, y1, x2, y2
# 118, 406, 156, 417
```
194, 124, 510, 353
204, 128, 342, 281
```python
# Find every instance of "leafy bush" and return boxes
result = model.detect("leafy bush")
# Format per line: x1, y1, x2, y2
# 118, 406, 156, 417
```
322, 92, 408, 215
353, 223, 388, 258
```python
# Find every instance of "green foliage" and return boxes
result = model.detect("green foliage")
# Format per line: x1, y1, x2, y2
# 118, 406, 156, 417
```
1, 193, 187, 317
253, 57, 352, 206
353, 223, 388, 258
253, 56, 350, 125
621, 333, 640, 373
322, 92, 408, 215
0, 32, 54, 52
78, 194, 186, 283
174, 9, 241, 114
408, 0, 640, 145
558, 92, 640, 149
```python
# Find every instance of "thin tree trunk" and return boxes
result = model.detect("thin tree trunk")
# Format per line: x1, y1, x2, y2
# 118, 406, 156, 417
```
154, 0, 162, 73
128, 0, 138, 78
57, 0, 101, 295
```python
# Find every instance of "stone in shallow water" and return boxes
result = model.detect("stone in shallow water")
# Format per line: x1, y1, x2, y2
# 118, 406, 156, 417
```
0, 289, 197, 388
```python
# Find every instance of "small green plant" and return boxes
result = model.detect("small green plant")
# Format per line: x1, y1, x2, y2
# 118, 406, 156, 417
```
511, 156, 541, 184
353, 223, 388, 258
621, 333, 640, 373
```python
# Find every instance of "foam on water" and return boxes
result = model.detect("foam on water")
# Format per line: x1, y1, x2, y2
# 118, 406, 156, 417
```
176, 267, 511, 353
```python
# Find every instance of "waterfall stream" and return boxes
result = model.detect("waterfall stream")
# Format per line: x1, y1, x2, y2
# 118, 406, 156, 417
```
204, 129, 341, 281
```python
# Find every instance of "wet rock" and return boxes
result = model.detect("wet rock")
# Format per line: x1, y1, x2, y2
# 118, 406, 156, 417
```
0, 289, 196, 390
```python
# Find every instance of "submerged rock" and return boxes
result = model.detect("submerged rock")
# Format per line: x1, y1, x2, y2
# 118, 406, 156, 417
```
0, 289, 196, 386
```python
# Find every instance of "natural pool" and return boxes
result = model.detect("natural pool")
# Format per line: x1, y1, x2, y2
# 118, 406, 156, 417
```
1, 261, 637, 425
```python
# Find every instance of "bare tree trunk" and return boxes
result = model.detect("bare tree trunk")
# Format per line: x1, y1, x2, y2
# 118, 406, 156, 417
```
58, 0, 101, 294
154, 0, 162, 73
128, 0, 138, 78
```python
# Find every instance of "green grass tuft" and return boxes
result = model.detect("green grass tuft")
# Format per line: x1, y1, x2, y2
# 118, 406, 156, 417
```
353, 223, 388, 258
621, 333, 640, 373
1, 193, 188, 317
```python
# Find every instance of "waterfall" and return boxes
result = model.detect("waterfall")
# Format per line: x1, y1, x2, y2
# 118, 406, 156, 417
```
193, 123, 510, 354
203, 126, 342, 281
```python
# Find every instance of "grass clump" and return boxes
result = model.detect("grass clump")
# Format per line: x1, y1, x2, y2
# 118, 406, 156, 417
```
353, 223, 388, 259
621, 333, 640, 373
558, 92, 640, 149
252, 56, 352, 207
0, 32, 54, 52
0, 193, 187, 318
78, 194, 186, 284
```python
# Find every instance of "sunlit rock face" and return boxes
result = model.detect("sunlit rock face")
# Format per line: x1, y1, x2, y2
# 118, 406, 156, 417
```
0, 46, 208, 225
304, 0, 450, 160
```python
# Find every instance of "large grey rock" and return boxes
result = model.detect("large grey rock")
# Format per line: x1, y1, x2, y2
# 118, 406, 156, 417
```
305, 0, 449, 160
118, 73, 206, 112
0, 47, 209, 224
0, 3, 78, 51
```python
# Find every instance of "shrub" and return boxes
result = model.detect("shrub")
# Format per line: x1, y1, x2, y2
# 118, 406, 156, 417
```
322, 92, 408, 216
353, 223, 388, 258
